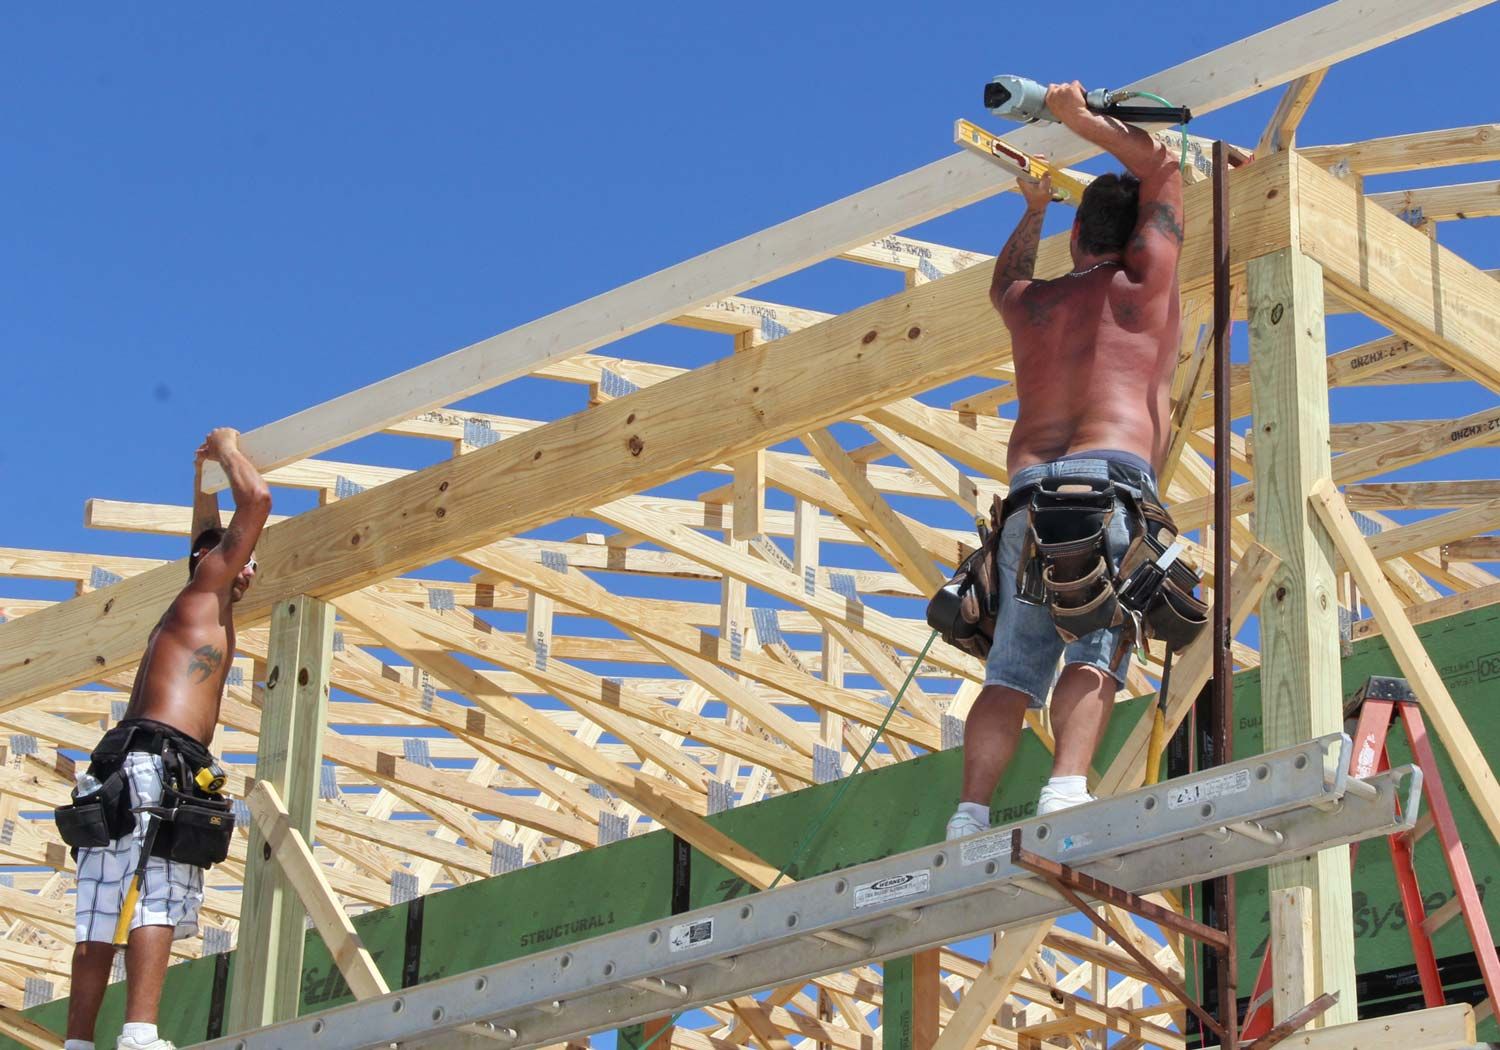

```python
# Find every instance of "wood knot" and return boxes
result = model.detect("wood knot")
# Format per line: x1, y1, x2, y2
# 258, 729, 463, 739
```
861, 330, 877, 345
628, 435, 645, 456
907, 326, 921, 339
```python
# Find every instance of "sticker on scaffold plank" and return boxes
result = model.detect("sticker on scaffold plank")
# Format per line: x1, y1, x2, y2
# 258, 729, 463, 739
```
669, 918, 714, 953
854, 870, 930, 909
1058, 832, 1092, 853
1167, 768, 1252, 810
960, 831, 1009, 866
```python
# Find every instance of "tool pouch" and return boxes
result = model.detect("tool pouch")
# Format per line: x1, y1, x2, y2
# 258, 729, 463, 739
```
149, 785, 235, 869
1019, 479, 1122, 641
927, 496, 1005, 658
1115, 510, 1209, 651
54, 767, 134, 858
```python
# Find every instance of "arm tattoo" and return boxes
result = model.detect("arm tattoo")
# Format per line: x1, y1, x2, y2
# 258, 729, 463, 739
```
187, 645, 224, 684
991, 208, 1046, 303
1132, 202, 1184, 251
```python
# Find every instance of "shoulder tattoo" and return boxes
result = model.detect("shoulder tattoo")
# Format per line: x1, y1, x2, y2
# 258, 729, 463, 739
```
1134, 202, 1184, 249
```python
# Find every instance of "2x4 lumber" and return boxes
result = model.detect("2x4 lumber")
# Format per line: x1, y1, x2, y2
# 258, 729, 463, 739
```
1369, 179, 1500, 224
1346, 481, 1500, 510
246, 781, 389, 1000
198, 0, 1485, 490
0, 1004, 62, 1050
1247, 244, 1356, 1025
1298, 123, 1500, 175
929, 925, 1051, 1050
803, 430, 948, 594
228, 595, 336, 1033
461, 546, 941, 750
1256, 70, 1327, 155
1310, 480, 1500, 849
1292, 150, 1500, 392
0, 151, 1323, 708
334, 589, 787, 888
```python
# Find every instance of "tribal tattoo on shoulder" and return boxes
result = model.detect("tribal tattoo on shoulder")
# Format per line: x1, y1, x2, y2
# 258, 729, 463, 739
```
187, 644, 224, 684
1132, 202, 1185, 250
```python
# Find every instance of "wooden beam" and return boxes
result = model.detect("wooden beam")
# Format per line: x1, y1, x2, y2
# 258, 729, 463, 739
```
1311, 480, 1500, 849
1256, 69, 1327, 154
1299, 123, 1500, 175
1368, 179, 1500, 224
1293, 151, 1500, 392
0, 1004, 62, 1050
228, 595, 336, 1032
246, 781, 389, 1000
1271, 886, 1316, 1023
1248, 244, 1355, 1024
930, 925, 1050, 1050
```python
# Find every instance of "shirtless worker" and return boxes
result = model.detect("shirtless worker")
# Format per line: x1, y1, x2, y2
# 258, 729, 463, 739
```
64, 428, 269, 1050
946, 82, 1184, 840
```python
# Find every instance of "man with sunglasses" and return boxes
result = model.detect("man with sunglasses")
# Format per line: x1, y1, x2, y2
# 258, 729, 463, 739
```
65, 428, 270, 1050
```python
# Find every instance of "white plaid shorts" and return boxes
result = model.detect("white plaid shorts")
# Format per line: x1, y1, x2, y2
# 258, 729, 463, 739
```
74, 752, 204, 944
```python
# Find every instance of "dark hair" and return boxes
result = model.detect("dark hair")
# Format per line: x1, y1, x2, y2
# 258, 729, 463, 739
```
1075, 172, 1141, 255
189, 529, 224, 580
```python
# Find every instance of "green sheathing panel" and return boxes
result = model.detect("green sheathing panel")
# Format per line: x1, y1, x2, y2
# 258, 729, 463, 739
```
1201, 605, 1500, 1038
883, 954, 917, 1049
17, 605, 1498, 1048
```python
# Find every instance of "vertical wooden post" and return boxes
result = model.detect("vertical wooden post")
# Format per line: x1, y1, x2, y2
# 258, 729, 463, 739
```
228, 595, 335, 1032
883, 949, 939, 1050
1246, 244, 1356, 1025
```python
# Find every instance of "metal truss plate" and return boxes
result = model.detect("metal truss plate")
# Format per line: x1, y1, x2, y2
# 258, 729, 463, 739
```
193, 735, 1418, 1050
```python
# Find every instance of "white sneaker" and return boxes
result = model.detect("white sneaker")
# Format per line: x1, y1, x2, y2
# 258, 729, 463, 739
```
945, 810, 989, 841
1036, 786, 1096, 816
117, 1036, 176, 1050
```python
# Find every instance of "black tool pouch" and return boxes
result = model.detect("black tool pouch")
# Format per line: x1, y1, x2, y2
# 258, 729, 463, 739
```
54, 767, 134, 857
927, 496, 1005, 658
1116, 508, 1209, 651
1022, 479, 1122, 642
150, 786, 235, 869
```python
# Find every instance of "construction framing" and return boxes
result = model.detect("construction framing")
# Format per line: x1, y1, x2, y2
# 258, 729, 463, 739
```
2, 0, 1499, 1046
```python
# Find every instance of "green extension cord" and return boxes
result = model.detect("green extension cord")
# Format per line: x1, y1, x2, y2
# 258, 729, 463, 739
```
628, 629, 943, 1050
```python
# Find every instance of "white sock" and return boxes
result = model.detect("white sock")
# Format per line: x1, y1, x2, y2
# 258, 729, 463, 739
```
121, 1022, 158, 1045
64, 1041, 95, 1050
955, 801, 990, 826
1043, 775, 1090, 798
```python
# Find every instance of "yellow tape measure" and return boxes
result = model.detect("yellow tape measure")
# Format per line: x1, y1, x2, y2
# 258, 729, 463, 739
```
954, 119, 1090, 207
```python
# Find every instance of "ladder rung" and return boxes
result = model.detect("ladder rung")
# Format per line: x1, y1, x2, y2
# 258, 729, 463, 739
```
1405, 809, 1437, 846
1422, 893, 1464, 936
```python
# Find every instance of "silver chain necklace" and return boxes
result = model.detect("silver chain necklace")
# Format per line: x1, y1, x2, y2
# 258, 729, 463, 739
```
1069, 260, 1123, 278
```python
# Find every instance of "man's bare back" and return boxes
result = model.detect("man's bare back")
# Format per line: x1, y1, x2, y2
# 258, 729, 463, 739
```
1004, 265, 1180, 474
124, 428, 270, 746
988, 81, 1185, 478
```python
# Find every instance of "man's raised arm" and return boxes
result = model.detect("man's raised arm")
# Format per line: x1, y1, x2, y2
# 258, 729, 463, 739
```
1046, 81, 1183, 285
194, 428, 271, 582
990, 167, 1058, 313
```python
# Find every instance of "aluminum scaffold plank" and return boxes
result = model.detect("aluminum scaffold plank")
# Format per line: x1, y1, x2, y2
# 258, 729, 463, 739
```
191, 734, 1419, 1050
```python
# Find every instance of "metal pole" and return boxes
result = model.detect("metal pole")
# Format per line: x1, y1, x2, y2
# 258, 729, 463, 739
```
1212, 137, 1240, 1050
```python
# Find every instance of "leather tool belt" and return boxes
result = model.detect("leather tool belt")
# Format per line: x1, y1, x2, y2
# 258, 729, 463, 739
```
54, 718, 235, 869
926, 494, 1007, 659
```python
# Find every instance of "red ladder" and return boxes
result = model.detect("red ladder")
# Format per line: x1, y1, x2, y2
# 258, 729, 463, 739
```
1239, 675, 1500, 1039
